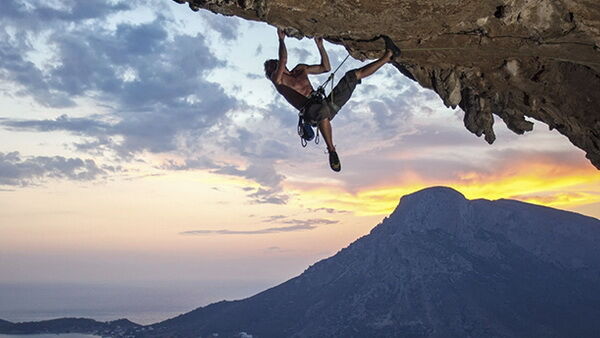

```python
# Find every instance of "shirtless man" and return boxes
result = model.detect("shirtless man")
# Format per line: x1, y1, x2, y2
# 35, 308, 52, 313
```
264, 28, 399, 172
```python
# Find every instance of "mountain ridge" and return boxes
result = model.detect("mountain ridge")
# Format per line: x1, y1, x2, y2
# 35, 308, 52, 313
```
2, 186, 599, 337
136, 186, 600, 337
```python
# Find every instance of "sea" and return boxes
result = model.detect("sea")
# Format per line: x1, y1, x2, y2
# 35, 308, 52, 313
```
0, 280, 274, 325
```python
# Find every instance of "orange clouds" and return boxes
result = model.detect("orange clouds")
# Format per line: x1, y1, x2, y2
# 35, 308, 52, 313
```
284, 153, 600, 217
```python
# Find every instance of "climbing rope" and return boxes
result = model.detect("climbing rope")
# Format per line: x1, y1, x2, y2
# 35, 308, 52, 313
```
317, 53, 351, 107
319, 53, 351, 90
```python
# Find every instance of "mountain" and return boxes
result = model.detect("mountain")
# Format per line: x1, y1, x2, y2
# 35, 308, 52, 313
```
173, 0, 600, 169
0, 317, 140, 336
3, 187, 599, 337
135, 186, 600, 337
0, 319, 12, 330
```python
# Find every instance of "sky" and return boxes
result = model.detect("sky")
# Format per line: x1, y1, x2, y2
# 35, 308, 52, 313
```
1, 0, 599, 323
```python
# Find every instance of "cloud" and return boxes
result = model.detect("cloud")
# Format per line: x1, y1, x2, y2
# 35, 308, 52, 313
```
163, 155, 289, 204
0, 0, 131, 29
2, 114, 111, 135
290, 47, 311, 61
0, 1, 299, 200
221, 127, 292, 161
307, 207, 351, 214
486, 148, 590, 171
339, 81, 432, 140
0, 151, 114, 186
245, 73, 262, 80
210, 158, 289, 204
214, 162, 283, 189
367, 97, 412, 135
262, 215, 287, 222
259, 90, 302, 129
508, 192, 594, 205
280, 218, 339, 226
0, 2, 239, 158
440, 148, 592, 184
180, 224, 315, 235
161, 156, 219, 171
247, 188, 289, 205
161, 142, 291, 203
0, 0, 136, 107
198, 10, 241, 41
180, 218, 338, 235
254, 44, 263, 56
265, 246, 292, 253
400, 123, 478, 148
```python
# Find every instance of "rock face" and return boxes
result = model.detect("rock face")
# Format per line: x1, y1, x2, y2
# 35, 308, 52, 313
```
137, 186, 600, 337
173, 0, 600, 169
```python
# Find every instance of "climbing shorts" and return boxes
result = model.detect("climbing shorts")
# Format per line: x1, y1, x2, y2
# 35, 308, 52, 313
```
302, 70, 361, 124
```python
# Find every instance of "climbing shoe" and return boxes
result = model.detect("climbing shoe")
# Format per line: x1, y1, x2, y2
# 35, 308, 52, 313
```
382, 35, 401, 59
329, 150, 341, 172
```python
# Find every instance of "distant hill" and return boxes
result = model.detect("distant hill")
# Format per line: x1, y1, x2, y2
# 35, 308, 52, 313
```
137, 187, 600, 337
0, 317, 140, 336
0, 319, 13, 330
4, 187, 600, 337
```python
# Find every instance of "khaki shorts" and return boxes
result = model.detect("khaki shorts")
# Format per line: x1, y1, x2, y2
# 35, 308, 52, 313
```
302, 70, 361, 123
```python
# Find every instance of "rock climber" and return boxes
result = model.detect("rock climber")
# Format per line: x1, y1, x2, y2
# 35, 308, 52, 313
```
264, 28, 400, 172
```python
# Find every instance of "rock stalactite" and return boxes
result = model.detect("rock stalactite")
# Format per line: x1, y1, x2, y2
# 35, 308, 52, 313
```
173, 0, 600, 169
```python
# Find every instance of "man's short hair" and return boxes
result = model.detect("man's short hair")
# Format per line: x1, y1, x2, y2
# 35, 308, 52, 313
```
264, 59, 278, 79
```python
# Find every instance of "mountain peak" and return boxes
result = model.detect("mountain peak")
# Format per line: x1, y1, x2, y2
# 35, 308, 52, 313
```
404, 186, 466, 200
378, 186, 469, 235
137, 186, 600, 338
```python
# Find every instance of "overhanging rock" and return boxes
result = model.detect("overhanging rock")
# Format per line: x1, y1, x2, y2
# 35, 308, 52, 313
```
173, 0, 600, 169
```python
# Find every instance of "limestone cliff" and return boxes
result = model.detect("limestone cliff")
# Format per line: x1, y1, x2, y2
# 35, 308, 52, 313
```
173, 0, 600, 169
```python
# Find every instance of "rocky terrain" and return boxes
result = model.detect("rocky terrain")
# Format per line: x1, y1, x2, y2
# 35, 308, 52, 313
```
172, 0, 600, 169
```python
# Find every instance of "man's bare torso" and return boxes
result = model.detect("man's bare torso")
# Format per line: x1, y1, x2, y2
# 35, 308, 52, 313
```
274, 64, 315, 110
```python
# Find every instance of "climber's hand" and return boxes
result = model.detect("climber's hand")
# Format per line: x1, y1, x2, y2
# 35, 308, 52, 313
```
277, 28, 286, 40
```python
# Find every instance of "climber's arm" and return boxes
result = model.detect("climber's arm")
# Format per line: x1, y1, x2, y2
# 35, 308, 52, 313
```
271, 28, 288, 84
305, 37, 331, 75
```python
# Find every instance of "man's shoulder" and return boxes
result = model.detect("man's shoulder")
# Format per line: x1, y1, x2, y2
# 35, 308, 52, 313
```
292, 64, 308, 71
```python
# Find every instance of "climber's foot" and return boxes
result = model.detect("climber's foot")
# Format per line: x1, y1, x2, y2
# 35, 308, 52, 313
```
381, 35, 401, 60
329, 150, 341, 172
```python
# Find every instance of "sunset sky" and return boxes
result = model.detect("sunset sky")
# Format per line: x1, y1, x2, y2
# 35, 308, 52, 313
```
1, 0, 599, 323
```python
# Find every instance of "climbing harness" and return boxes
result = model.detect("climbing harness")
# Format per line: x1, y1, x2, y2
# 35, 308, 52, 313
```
297, 90, 323, 147
297, 53, 351, 147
